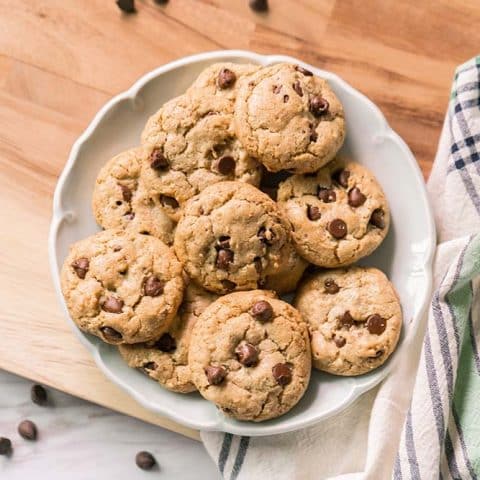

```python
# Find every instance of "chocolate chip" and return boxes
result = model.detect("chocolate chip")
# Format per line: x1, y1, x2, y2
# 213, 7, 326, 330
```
309, 96, 329, 116
216, 249, 234, 269
120, 184, 132, 202
328, 218, 347, 239
257, 226, 274, 245
366, 314, 387, 335
136, 451, 156, 471
160, 195, 179, 209
31, 384, 48, 406
155, 333, 176, 352
272, 363, 292, 386
100, 326, 123, 341
370, 209, 386, 229
0, 437, 12, 456
250, 300, 273, 322
307, 204, 321, 221
235, 343, 259, 367
292, 81, 303, 97
215, 156, 236, 175
142, 361, 157, 371
332, 169, 350, 188
283, 94, 289, 103
217, 68, 236, 89
295, 65, 313, 76
101, 297, 124, 314
334, 336, 346, 348
144, 275, 164, 297
339, 311, 354, 329
116, 0, 136, 13
249, 0, 268, 12
71, 257, 89, 279
272, 84, 282, 94
18, 420, 37, 441
150, 149, 169, 170
221, 279, 237, 291
348, 187, 366, 207
324, 278, 339, 294
124, 212, 135, 220
205, 365, 227, 385
318, 187, 336, 203
217, 236, 231, 249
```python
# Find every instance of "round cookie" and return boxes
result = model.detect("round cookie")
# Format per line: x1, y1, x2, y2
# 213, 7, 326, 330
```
294, 267, 402, 376
234, 63, 345, 173
189, 291, 311, 421
119, 283, 217, 393
92, 147, 175, 244
277, 158, 390, 267
141, 92, 262, 221
60, 229, 185, 345
174, 181, 299, 294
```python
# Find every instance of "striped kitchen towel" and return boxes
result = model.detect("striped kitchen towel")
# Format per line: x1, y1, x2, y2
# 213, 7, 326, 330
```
201, 56, 480, 480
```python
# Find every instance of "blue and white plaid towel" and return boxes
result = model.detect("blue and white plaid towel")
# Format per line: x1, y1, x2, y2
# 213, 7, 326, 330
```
201, 56, 480, 480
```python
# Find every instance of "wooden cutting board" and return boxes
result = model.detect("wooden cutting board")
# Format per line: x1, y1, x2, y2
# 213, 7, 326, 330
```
1, 0, 479, 440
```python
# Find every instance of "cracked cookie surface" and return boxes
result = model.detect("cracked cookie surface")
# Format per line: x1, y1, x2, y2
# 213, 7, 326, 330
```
188, 291, 311, 421
234, 63, 345, 173
61, 229, 185, 345
140, 92, 262, 221
92, 146, 175, 245
173, 181, 301, 294
277, 158, 390, 267
119, 283, 217, 393
294, 267, 402, 376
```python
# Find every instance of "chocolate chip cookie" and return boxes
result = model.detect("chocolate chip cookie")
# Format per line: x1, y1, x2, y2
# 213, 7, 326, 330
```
92, 147, 175, 244
119, 283, 217, 392
189, 291, 311, 421
141, 92, 262, 221
60, 229, 185, 345
277, 159, 390, 267
234, 63, 345, 173
174, 181, 300, 294
294, 267, 402, 376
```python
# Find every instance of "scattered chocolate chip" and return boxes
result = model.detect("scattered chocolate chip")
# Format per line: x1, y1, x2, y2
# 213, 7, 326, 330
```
307, 204, 321, 221
283, 94, 289, 103
71, 257, 89, 279
142, 362, 157, 371
334, 336, 346, 348
370, 209, 386, 229
339, 311, 354, 329
332, 169, 350, 188
216, 249, 234, 269
155, 333, 176, 352
120, 184, 132, 202
235, 343, 259, 367
160, 195, 179, 209
124, 212, 135, 220
292, 81, 303, 97
328, 218, 347, 239
31, 384, 48, 406
295, 65, 313, 76
100, 326, 123, 341
215, 156, 236, 175
249, 0, 268, 12
101, 297, 124, 314
366, 314, 387, 335
116, 0, 136, 13
217, 68, 236, 89
257, 226, 274, 245
272, 84, 282, 94
205, 365, 227, 385
150, 149, 169, 170
324, 278, 339, 294
136, 451, 156, 471
250, 300, 273, 322
0, 437, 12, 456
348, 187, 366, 207
18, 420, 37, 441
272, 363, 292, 386
115, 200, 122, 206
144, 275, 164, 297
221, 279, 237, 291
318, 187, 336, 203
309, 96, 329, 116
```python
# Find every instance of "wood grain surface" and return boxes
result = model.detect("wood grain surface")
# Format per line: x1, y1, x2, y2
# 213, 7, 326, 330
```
1, 0, 478, 439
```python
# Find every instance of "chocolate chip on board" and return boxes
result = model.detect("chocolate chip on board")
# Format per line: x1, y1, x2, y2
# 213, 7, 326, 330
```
249, 0, 269, 13
135, 451, 156, 471
18, 420, 37, 441
116, 0, 136, 13
31, 384, 48, 406
0, 437, 12, 456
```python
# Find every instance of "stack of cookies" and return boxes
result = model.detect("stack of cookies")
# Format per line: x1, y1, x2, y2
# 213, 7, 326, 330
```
61, 62, 402, 422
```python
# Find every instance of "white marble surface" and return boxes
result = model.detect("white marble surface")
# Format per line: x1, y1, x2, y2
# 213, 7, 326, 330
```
0, 370, 220, 479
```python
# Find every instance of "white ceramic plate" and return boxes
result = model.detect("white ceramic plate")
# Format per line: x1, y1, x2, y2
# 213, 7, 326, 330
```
49, 50, 436, 436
